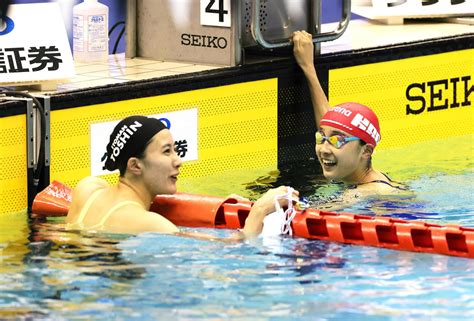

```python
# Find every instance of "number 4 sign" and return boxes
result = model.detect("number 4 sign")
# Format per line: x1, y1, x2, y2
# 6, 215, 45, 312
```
200, 0, 231, 27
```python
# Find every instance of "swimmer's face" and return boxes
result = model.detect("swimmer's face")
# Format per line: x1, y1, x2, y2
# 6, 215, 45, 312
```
140, 129, 182, 195
315, 126, 370, 183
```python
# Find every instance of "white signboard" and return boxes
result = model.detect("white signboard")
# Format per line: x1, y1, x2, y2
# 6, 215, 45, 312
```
0, 3, 75, 84
200, 0, 231, 27
353, 0, 474, 23
90, 108, 199, 177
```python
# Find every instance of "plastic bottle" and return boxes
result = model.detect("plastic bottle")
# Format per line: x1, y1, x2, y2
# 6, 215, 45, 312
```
73, 0, 109, 62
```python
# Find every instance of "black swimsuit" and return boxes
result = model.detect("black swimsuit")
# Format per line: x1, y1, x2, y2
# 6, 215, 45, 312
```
349, 173, 409, 191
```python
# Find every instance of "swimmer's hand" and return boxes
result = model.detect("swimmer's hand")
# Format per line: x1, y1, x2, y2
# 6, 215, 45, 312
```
292, 30, 330, 124
256, 186, 300, 213
239, 186, 300, 239
226, 193, 250, 202
293, 30, 314, 72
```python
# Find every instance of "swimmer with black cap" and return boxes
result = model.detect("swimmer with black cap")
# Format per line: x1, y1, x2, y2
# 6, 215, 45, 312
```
67, 115, 299, 238
292, 31, 406, 196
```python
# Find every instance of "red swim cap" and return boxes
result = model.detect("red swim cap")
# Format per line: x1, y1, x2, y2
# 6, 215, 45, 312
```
320, 102, 381, 146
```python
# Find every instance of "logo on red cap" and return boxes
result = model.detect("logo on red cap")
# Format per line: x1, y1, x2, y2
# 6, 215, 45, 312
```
320, 102, 381, 147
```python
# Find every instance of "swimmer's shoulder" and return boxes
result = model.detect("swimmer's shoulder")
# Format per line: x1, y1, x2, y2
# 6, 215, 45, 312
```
76, 176, 109, 189
362, 172, 408, 194
68, 176, 109, 217
74, 176, 109, 197
356, 181, 398, 195
355, 180, 410, 196
105, 206, 180, 234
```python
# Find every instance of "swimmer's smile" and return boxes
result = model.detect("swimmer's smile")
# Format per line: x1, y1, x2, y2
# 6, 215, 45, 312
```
171, 172, 180, 182
320, 158, 336, 169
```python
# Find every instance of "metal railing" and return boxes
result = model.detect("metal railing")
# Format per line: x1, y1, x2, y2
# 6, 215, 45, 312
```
250, 0, 351, 49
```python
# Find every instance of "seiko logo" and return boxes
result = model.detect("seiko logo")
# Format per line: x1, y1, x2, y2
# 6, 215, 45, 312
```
181, 33, 227, 49
406, 76, 472, 115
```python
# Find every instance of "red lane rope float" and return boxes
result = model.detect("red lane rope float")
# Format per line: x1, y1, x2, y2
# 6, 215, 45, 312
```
31, 180, 72, 217
151, 193, 253, 229
32, 181, 474, 258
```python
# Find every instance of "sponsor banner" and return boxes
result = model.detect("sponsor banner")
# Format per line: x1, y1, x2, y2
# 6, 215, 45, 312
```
352, 0, 474, 24
0, 3, 75, 84
0, 114, 27, 214
329, 49, 473, 150
49, 79, 277, 191
90, 108, 198, 176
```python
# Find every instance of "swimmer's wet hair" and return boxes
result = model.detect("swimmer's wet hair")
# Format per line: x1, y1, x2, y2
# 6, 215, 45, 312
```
102, 115, 167, 174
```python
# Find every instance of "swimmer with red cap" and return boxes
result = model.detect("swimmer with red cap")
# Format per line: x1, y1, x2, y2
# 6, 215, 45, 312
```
67, 115, 299, 238
293, 31, 405, 195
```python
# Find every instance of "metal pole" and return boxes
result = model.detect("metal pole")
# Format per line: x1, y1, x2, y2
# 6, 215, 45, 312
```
312, 0, 322, 56
125, 0, 137, 58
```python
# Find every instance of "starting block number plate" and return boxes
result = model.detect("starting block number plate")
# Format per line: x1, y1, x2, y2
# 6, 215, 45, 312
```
200, 0, 231, 28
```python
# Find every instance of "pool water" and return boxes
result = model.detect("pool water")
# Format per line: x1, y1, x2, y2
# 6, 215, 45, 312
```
0, 135, 473, 320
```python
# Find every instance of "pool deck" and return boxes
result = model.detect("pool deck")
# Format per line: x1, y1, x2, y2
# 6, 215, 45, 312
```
1, 19, 472, 95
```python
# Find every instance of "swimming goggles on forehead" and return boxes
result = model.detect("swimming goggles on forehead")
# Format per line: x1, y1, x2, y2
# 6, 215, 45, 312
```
315, 131, 360, 149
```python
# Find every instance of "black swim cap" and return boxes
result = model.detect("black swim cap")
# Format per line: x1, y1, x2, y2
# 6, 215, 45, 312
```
102, 115, 167, 171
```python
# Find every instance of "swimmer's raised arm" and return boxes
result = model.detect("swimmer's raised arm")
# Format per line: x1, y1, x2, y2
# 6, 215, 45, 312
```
292, 30, 331, 127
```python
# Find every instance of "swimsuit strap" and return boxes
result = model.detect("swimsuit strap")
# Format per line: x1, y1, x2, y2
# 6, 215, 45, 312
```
354, 172, 409, 191
380, 172, 393, 182
378, 172, 409, 190
87, 200, 143, 230
367, 179, 397, 188
73, 189, 105, 227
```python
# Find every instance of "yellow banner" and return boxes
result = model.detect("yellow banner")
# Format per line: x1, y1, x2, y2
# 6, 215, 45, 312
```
329, 49, 473, 150
0, 115, 28, 214
50, 79, 278, 194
